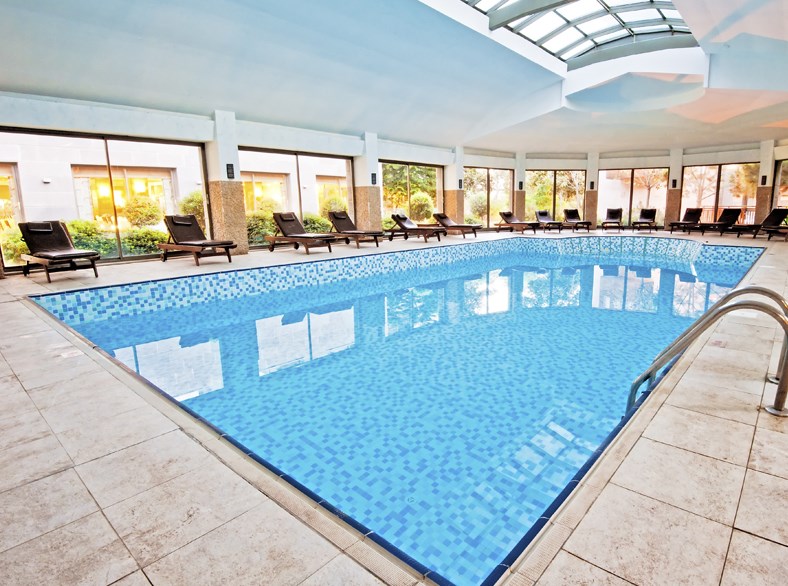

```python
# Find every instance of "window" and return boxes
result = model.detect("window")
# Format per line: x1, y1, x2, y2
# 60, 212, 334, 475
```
464, 167, 513, 228
381, 163, 442, 227
598, 168, 667, 225
775, 160, 788, 207
681, 163, 757, 224
526, 170, 586, 221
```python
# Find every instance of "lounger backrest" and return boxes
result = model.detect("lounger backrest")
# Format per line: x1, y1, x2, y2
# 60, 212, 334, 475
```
328, 210, 356, 232
433, 212, 457, 227
682, 208, 703, 223
637, 208, 657, 221
716, 208, 742, 224
605, 208, 623, 221
273, 212, 307, 236
500, 211, 522, 223
164, 215, 207, 243
392, 213, 417, 229
564, 209, 581, 221
536, 210, 553, 222
18, 221, 74, 253
761, 208, 788, 227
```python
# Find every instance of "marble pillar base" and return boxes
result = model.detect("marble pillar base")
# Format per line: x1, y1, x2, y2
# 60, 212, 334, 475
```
665, 188, 682, 227
355, 186, 382, 231
513, 190, 526, 220
208, 180, 249, 254
756, 186, 773, 223
444, 190, 464, 223
584, 190, 598, 229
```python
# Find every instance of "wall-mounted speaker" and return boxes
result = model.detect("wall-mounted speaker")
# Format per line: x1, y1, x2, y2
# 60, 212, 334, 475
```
672, 179, 677, 189
459, 179, 463, 189
761, 175, 768, 186
371, 172, 377, 185
589, 181, 595, 190
518, 181, 523, 190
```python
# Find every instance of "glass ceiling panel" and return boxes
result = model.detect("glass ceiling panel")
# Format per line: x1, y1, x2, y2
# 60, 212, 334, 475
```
459, 0, 692, 63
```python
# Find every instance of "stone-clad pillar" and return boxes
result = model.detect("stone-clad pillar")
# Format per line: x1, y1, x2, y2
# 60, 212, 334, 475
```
665, 188, 682, 226
756, 140, 776, 223
354, 132, 382, 231
584, 190, 598, 229
755, 186, 772, 223
444, 190, 464, 222
208, 181, 248, 254
513, 190, 526, 219
666, 148, 683, 227
355, 186, 382, 231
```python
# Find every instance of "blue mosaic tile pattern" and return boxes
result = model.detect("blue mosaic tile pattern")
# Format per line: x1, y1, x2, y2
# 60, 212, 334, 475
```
32, 236, 763, 586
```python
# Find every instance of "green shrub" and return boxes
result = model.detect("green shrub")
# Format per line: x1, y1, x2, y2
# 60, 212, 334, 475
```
246, 212, 276, 245
409, 192, 434, 221
0, 229, 28, 265
66, 219, 118, 256
303, 213, 332, 233
465, 215, 482, 225
124, 196, 162, 227
382, 217, 396, 230
179, 191, 205, 230
122, 227, 168, 256
470, 193, 487, 219
319, 195, 347, 218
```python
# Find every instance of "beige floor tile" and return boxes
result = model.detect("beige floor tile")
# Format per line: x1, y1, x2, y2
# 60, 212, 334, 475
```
0, 359, 12, 378
0, 433, 73, 493
26, 368, 134, 410
0, 327, 72, 359
749, 426, 788, 479
105, 459, 266, 566
0, 372, 22, 396
0, 512, 137, 585
677, 368, 766, 396
714, 320, 776, 342
0, 408, 51, 452
76, 430, 213, 508
301, 554, 386, 586
720, 530, 788, 586
693, 345, 771, 377
0, 468, 97, 553
564, 484, 729, 586
707, 331, 774, 356
13, 352, 103, 390
735, 470, 788, 546
643, 404, 754, 465
144, 500, 339, 585
611, 438, 745, 524
535, 550, 629, 585
0, 385, 37, 421
111, 570, 152, 586
57, 404, 177, 465
757, 409, 788, 434
666, 377, 761, 425
40, 384, 147, 434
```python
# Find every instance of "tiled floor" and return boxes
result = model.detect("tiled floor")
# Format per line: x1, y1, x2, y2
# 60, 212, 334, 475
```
1, 229, 787, 585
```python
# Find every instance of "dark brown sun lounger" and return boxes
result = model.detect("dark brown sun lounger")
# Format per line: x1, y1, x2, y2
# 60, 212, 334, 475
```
159, 215, 237, 265
267, 212, 338, 254
563, 209, 591, 232
388, 213, 447, 242
19, 220, 100, 283
669, 208, 702, 233
433, 212, 480, 238
601, 208, 623, 232
328, 210, 384, 248
535, 210, 563, 232
689, 208, 742, 235
727, 207, 788, 238
497, 211, 539, 234
631, 208, 657, 232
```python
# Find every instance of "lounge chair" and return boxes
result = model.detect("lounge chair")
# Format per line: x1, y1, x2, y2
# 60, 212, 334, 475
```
327, 210, 384, 248
631, 208, 657, 232
563, 209, 591, 232
601, 208, 623, 232
433, 212, 480, 238
535, 210, 563, 232
388, 213, 447, 242
18, 220, 100, 283
497, 211, 539, 234
727, 208, 788, 238
669, 208, 702, 233
689, 208, 742, 235
159, 215, 237, 265
267, 212, 338, 253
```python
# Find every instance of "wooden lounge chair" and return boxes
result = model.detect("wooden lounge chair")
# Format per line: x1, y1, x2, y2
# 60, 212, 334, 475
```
267, 212, 338, 253
433, 212, 480, 238
19, 220, 100, 283
669, 208, 702, 233
601, 208, 623, 232
535, 210, 563, 232
727, 208, 788, 238
388, 213, 447, 242
159, 215, 237, 265
689, 208, 742, 235
327, 210, 384, 248
497, 211, 539, 234
563, 209, 591, 232
631, 208, 657, 232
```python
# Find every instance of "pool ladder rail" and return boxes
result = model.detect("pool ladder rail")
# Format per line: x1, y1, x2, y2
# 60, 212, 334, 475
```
629, 285, 788, 417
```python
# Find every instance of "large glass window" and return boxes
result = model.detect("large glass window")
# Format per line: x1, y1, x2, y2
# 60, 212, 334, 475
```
464, 167, 513, 228
239, 150, 354, 244
776, 160, 788, 208
525, 171, 554, 220
681, 163, 758, 223
597, 168, 668, 225
597, 170, 632, 224
525, 170, 586, 222
681, 165, 720, 222
381, 163, 441, 228
0, 132, 206, 266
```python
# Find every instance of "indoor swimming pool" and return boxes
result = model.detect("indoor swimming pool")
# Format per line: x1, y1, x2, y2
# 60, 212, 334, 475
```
34, 237, 763, 586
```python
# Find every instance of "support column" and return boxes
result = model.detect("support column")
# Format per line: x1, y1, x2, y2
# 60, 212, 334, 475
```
205, 110, 248, 254
353, 132, 382, 231
585, 153, 599, 228
513, 151, 526, 219
444, 146, 465, 222
756, 140, 776, 222
665, 148, 684, 226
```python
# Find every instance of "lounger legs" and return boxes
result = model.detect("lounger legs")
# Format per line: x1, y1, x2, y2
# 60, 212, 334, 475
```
90, 259, 98, 278
224, 246, 232, 262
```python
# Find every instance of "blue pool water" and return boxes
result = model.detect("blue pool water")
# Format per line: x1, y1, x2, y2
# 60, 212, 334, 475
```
35, 237, 762, 585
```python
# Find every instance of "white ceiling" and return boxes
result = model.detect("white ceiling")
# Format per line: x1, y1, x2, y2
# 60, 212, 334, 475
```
1, 0, 786, 155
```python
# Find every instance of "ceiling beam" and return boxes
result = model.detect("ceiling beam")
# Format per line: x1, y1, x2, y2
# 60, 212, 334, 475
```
567, 34, 699, 70
489, 0, 579, 31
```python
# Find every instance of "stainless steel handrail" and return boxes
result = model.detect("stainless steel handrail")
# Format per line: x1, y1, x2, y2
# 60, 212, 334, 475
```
628, 294, 788, 417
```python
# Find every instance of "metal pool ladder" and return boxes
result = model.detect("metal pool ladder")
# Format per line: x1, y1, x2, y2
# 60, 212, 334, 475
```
628, 285, 788, 417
